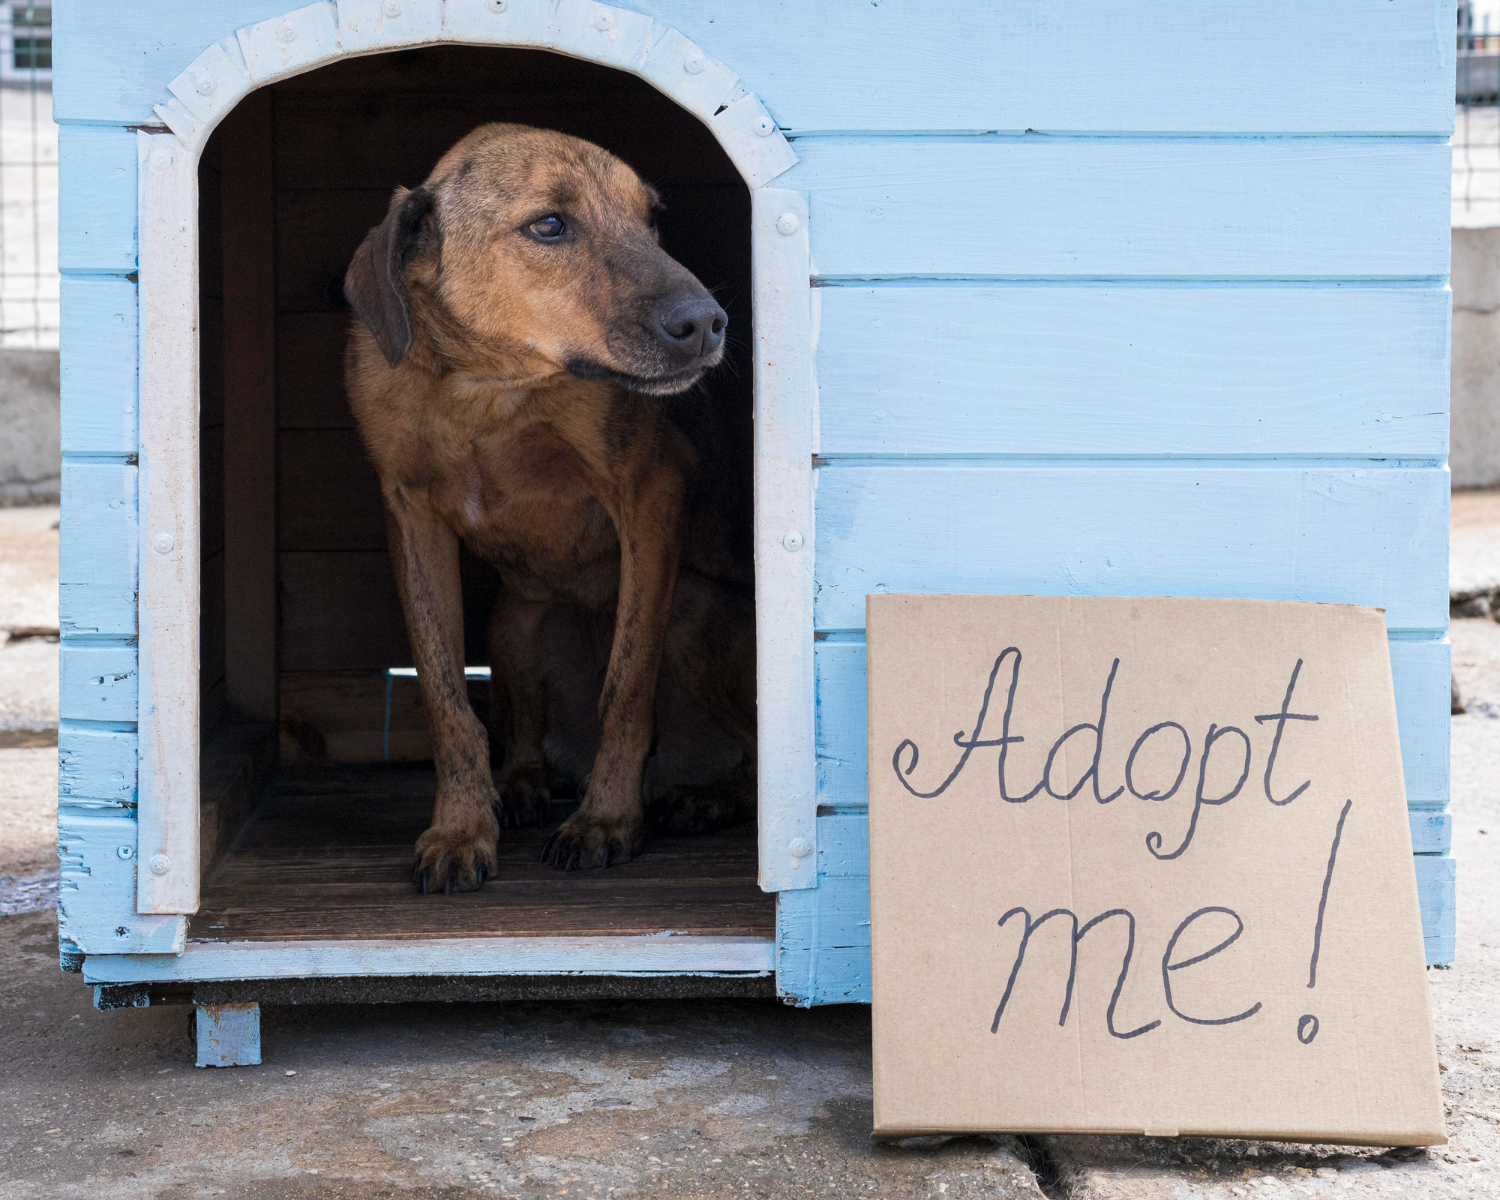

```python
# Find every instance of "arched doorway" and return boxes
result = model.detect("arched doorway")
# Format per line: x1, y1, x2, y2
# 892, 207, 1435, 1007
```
131, 5, 815, 962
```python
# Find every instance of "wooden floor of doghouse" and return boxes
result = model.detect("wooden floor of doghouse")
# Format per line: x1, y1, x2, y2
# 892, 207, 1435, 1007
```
189, 764, 773, 942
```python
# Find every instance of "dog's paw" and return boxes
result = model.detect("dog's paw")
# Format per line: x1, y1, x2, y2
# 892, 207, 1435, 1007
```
539, 808, 643, 870
646, 778, 756, 835
413, 813, 499, 894
497, 764, 551, 829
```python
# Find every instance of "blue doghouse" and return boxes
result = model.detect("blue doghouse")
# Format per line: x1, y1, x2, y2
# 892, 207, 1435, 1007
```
52, 0, 1457, 1065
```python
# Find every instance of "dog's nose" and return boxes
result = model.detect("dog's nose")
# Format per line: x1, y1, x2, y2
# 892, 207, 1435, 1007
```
655, 294, 727, 359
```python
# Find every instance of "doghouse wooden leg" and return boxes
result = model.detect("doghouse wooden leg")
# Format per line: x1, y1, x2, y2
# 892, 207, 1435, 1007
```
195, 1002, 261, 1068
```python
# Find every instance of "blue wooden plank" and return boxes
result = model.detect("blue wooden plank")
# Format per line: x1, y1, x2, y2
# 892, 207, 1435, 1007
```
59, 644, 139, 723
81, 936, 775, 982
814, 811, 869, 877
816, 640, 869, 810
1389, 639, 1451, 809
790, 140, 1449, 279
57, 125, 138, 273
58, 724, 137, 806
57, 810, 185, 954
649, 0, 1454, 135
775, 945, 871, 1007
817, 637, 1451, 811
1410, 810, 1451, 856
813, 467, 1448, 633
196, 1004, 262, 1068
59, 461, 138, 638
60, 275, 139, 454
816, 286, 1449, 459
52, 0, 291, 124
54, 1, 1452, 134
1414, 854, 1456, 966
776, 876, 870, 952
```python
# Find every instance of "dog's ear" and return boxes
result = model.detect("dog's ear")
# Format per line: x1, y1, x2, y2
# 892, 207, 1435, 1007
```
344, 185, 438, 368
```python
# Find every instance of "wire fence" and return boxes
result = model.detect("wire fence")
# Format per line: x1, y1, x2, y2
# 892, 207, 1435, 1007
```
1458, 1, 1500, 227
0, 2, 53, 351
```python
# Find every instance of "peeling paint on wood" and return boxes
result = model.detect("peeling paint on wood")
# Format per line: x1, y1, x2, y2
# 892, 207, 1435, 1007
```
195, 1002, 261, 1067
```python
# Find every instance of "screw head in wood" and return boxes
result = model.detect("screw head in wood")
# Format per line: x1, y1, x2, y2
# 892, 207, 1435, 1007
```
152, 532, 175, 554
277, 21, 299, 42
753, 115, 776, 137
782, 530, 803, 551
775, 212, 799, 237
150, 150, 174, 173
383, 0, 402, 14
149, 854, 171, 876
116, 846, 134, 860
591, 9, 614, 30
486, 0, 508, 11
193, 72, 215, 96
683, 53, 706, 74
789, 837, 812, 860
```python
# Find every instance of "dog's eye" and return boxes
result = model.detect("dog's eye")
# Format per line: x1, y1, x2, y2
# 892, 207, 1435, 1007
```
527, 215, 568, 241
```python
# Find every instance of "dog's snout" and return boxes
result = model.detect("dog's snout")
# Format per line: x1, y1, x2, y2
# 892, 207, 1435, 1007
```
655, 294, 727, 359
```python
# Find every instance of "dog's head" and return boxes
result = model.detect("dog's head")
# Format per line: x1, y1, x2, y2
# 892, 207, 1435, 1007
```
344, 123, 727, 395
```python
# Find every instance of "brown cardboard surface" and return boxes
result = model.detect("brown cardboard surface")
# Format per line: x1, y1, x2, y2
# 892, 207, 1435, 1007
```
867, 595, 1445, 1145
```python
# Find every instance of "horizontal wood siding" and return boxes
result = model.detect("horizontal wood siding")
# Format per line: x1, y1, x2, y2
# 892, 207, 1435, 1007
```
59, 462, 138, 638
54, 2, 1453, 133
57, 124, 138, 272
56, 112, 142, 965
789, 139, 1449, 280
58, 725, 138, 807
815, 287, 1450, 460
59, 644, 139, 724
813, 467, 1449, 633
59, 276, 139, 454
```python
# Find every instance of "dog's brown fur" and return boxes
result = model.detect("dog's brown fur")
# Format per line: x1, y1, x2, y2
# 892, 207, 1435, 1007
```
343, 124, 755, 891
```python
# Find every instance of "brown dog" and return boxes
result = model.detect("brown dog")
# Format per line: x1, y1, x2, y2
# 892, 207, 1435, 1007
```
343, 123, 756, 892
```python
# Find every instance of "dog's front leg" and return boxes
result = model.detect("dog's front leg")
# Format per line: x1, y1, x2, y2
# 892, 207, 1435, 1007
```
386, 497, 499, 892
542, 471, 685, 869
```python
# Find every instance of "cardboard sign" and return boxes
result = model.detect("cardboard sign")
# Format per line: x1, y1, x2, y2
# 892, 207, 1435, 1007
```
867, 595, 1444, 1145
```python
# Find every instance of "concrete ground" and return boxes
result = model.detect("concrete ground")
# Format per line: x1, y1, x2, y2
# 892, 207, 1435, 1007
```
0, 504, 1497, 1199
0, 503, 58, 742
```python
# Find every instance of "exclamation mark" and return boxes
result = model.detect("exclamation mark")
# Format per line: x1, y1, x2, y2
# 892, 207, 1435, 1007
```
1298, 798, 1353, 1045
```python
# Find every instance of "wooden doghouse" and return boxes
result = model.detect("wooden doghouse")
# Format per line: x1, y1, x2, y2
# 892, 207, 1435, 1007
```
54, 1, 1457, 1064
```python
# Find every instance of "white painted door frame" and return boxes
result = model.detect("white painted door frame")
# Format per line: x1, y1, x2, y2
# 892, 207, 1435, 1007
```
135, 0, 818, 915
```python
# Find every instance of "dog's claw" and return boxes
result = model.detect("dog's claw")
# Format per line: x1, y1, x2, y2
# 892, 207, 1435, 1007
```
539, 810, 642, 870
412, 811, 499, 894
498, 765, 552, 832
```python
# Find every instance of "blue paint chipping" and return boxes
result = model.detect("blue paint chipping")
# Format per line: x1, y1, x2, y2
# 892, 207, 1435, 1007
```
54, 0, 1456, 991
195, 1003, 263, 1068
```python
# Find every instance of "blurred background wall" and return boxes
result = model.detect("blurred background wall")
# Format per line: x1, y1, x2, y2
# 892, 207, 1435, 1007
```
0, 2, 56, 507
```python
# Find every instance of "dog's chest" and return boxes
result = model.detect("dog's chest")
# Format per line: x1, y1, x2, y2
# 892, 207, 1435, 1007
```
435, 426, 622, 600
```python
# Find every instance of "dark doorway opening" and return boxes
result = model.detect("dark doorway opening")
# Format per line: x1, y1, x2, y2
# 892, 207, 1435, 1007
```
194, 46, 765, 946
